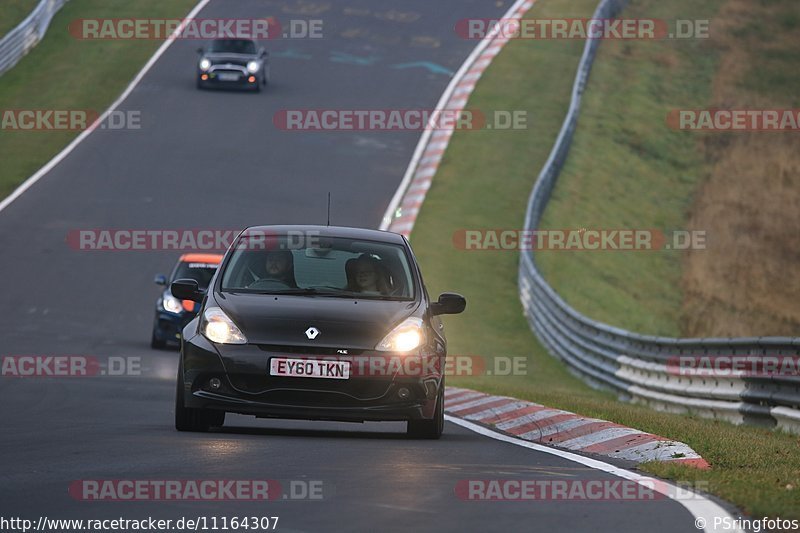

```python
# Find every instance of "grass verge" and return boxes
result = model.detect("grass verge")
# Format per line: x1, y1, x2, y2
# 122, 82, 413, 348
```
0, 0, 37, 38
532, 0, 723, 336
534, 0, 800, 337
0, 0, 198, 200
410, 0, 800, 519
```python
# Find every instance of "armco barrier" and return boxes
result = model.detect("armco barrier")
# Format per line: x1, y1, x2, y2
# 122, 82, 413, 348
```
519, 0, 800, 434
0, 0, 69, 77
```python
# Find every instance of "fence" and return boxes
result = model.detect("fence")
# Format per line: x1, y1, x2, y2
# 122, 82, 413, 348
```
0, 0, 69, 76
518, 0, 800, 434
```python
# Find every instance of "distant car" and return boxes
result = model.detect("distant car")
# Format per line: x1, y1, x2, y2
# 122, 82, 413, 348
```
171, 226, 466, 438
152, 254, 223, 349
196, 38, 269, 91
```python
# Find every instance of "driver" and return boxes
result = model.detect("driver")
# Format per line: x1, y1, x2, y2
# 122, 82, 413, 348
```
249, 250, 297, 287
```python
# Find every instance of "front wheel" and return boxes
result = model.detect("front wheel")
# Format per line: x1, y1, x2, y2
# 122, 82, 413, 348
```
150, 331, 166, 350
175, 364, 225, 432
407, 386, 444, 439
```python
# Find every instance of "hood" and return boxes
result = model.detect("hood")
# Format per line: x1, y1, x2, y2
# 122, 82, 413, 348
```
213, 292, 420, 350
203, 53, 257, 64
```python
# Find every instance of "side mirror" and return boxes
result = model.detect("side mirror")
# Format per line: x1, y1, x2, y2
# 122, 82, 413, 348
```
196, 47, 204, 54
154, 274, 167, 286
171, 279, 204, 302
260, 49, 268, 58
431, 293, 466, 316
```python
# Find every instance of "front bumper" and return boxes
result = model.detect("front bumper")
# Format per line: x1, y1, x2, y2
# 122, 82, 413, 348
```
179, 326, 443, 423
153, 310, 197, 344
197, 70, 259, 89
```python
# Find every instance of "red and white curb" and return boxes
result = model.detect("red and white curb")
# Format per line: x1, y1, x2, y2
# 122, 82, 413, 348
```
380, 0, 535, 235
445, 387, 710, 468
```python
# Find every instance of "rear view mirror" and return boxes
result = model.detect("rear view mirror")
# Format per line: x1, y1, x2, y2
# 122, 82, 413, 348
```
154, 274, 167, 286
196, 47, 204, 54
431, 293, 466, 316
171, 279, 203, 302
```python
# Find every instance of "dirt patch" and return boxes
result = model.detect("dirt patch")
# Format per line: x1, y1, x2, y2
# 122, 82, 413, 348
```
681, 0, 800, 336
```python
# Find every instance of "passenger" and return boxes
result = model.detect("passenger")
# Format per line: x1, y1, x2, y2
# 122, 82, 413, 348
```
346, 255, 389, 295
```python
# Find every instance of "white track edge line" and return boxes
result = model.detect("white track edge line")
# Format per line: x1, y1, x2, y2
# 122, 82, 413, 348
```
378, 0, 532, 231
445, 415, 743, 533
0, 0, 213, 216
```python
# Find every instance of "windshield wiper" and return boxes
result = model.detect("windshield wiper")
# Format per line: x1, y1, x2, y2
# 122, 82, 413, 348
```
230, 288, 344, 297
269, 288, 331, 295
226, 288, 410, 300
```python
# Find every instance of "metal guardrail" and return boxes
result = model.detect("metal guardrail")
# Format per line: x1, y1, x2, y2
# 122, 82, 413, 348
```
518, 0, 800, 434
0, 0, 69, 77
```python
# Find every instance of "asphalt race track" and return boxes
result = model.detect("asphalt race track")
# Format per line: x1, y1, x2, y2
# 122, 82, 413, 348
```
1, 1, 702, 531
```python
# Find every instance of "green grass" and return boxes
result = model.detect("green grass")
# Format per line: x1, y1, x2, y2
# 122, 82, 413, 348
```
0, 0, 37, 37
737, 3, 800, 100
410, 0, 800, 519
0, 0, 197, 199
533, 0, 723, 337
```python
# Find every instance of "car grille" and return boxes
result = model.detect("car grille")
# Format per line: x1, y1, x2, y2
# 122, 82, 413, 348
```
213, 60, 248, 67
227, 374, 393, 403
257, 344, 365, 356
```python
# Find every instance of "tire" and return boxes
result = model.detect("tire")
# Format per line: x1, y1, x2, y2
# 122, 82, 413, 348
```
174, 363, 225, 432
151, 329, 166, 350
407, 385, 444, 440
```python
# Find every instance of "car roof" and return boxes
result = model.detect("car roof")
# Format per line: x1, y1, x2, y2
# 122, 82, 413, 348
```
179, 253, 224, 264
240, 225, 407, 245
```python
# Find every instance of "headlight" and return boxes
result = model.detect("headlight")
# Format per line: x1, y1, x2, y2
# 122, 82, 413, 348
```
201, 307, 247, 345
162, 294, 183, 314
247, 60, 259, 73
199, 58, 211, 71
376, 318, 425, 352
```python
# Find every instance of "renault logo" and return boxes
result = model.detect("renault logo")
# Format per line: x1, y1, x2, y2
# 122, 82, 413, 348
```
305, 327, 320, 340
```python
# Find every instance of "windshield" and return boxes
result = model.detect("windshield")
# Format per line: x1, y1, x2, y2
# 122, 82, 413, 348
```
172, 261, 219, 290
208, 39, 257, 55
220, 234, 415, 300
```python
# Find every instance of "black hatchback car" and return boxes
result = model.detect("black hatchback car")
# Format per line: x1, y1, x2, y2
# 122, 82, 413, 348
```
172, 225, 466, 439
196, 38, 269, 91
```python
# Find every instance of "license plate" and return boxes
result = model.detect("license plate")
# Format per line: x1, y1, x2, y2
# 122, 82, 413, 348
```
218, 72, 240, 81
270, 358, 350, 380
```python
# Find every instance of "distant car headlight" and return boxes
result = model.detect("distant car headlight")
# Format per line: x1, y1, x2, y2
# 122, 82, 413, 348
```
162, 294, 183, 314
247, 60, 259, 73
199, 58, 211, 71
376, 317, 425, 352
202, 307, 247, 345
